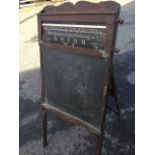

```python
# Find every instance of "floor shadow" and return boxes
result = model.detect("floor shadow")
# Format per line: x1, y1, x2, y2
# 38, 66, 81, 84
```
19, 69, 72, 147
20, 13, 38, 24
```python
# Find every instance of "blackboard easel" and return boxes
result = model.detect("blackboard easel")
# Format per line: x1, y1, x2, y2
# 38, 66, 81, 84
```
38, 1, 123, 154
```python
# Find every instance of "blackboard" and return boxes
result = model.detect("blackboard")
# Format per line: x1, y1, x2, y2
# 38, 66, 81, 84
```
41, 46, 106, 128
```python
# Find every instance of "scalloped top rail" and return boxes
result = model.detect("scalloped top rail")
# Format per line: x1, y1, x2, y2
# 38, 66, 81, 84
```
40, 1, 120, 15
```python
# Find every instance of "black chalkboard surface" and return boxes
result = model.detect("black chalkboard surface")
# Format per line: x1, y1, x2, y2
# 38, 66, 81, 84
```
41, 46, 106, 128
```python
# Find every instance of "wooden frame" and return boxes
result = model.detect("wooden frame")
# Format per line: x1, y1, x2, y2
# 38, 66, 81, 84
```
37, 1, 123, 154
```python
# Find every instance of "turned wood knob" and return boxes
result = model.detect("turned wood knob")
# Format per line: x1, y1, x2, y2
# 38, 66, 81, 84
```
116, 18, 124, 24
113, 48, 120, 53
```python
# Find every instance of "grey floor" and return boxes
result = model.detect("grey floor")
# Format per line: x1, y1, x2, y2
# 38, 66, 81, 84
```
19, 1, 135, 154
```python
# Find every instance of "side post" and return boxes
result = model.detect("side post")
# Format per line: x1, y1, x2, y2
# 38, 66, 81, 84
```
96, 97, 108, 155
41, 106, 48, 147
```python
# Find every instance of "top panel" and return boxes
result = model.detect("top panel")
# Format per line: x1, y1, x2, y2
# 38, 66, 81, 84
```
39, 1, 120, 15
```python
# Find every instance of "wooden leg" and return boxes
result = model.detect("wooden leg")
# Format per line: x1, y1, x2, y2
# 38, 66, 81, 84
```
108, 73, 121, 119
42, 107, 47, 147
96, 135, 103, 155
96, 92, 108, 155
115, 96, 121, 120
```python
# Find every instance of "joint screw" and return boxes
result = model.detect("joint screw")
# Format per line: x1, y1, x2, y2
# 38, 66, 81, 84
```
114, 48, 120, 53
116, 18, 124, 24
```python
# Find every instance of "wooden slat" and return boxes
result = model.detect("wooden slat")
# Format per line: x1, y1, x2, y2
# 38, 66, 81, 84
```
39, 41, 103, 58
41, 1, 120, 15
42, 103, 101, 136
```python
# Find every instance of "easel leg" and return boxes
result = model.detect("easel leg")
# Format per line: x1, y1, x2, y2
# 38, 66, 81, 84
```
114, 96, 121, 119
42, 107, 47, 147
109, 73, 121, 119
96, 135, 103, 155
96, 99, 108, 155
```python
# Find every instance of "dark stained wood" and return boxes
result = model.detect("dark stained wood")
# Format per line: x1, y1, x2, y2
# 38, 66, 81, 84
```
41, 106, 47, 147
42, 103, 101, 136
39, 14, 115, 24
96, 134, 104, 155
108, 72, 121, 119
39, 41, 103, 58
40, 1, 120, 15
37, 16, 45, 102
37, 1, 122, 154
104, 23, 116, 59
